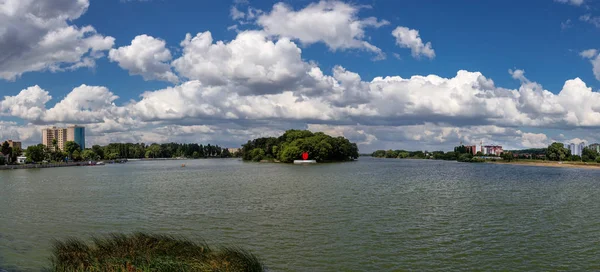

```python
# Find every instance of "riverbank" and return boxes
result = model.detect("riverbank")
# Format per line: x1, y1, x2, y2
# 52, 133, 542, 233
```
0, 162, 102, 170
488, 160, 600, 169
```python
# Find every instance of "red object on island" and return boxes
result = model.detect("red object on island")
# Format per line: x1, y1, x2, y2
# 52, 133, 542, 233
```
302, 152, 309, 160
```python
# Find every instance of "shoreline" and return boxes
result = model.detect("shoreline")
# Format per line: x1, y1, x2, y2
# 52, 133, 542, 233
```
0, 162, 98, 171
488, 160, 600, 169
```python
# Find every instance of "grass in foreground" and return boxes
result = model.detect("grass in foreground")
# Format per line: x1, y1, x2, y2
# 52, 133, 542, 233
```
48, 232, 264, 272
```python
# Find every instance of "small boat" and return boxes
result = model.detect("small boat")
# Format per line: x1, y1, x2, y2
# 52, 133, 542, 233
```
181, 164, 186, 167
96, 161, 105, 165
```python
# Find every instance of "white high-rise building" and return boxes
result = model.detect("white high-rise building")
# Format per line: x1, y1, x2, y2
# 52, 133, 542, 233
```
567, 142, 585, 156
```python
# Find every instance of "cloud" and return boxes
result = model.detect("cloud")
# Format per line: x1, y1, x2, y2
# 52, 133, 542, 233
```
230, 6, 246, 20
172, 31, 311, 95
109, 35, 179, 83
256, 1, 388, 59
391, 26, 435, 59
580, 49, 598, 58
0, 0, 115, 81
580, 14, 600, 28
579, 49, 600, 81
520, 132, 550, 148
0, 85, 51, 120
6, 12, 600, 151
555, 0, 585, 6
561, 19, 573, 30
7, 61, 600, 149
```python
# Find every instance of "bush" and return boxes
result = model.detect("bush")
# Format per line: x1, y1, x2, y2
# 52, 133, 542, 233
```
48, 233, 264, 272
457, 153, 473, 162
470, 157, 485, 163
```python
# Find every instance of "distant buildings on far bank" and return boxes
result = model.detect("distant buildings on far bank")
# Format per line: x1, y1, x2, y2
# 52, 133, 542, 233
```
42, 125, 85, 151
587, 143, 600, 153
463, 142, 503, 156
567, 142, 586, 157
5, 140, 21, 149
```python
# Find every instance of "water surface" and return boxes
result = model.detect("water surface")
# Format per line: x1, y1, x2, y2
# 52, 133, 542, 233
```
1, 158, 600, 271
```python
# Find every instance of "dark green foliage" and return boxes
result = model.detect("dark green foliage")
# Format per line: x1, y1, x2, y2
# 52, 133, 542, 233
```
26, 144, 46, 162
48, 232, 264, 272
546, 142, 570, 161
581, 147, 597, 162
1, 141, 11, 156
454, 145, 469, 154
570, 155, 582, 161
81, 150, 98, 161
0, 155, 5, 165
501, 152, 514, 162
86, 143, 232, 160
371, 149, 424, 159
64, 141, 81, 155
241, 130, 359, 163
457, 153, 473, 162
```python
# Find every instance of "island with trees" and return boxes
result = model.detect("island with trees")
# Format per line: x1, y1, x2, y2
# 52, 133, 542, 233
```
241, 129, 359, 163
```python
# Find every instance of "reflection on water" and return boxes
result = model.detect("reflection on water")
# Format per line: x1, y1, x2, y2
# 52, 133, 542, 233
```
1, 158, 600, 271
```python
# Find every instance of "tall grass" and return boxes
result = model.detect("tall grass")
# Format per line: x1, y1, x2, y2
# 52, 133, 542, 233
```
48, 232, 264, 272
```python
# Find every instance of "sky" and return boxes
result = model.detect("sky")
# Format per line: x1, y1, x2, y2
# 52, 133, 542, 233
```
2, 0, 600, 152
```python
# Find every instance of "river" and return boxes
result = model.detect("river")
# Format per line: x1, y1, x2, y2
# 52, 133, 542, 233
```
1, 158, 600, 271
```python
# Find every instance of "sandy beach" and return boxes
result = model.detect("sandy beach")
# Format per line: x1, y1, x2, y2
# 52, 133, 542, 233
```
489, 160, 600, 169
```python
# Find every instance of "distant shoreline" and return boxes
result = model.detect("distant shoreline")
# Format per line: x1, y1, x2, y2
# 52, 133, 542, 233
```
488, 160, 600, 169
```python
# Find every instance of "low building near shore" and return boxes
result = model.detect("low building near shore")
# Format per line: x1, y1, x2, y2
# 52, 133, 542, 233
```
17, 156, 27, 164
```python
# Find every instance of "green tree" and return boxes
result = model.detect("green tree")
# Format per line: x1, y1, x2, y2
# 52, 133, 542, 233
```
279, 146, 300, 163
10, 146, 22, 163
371, 150, 386, 157
501, 152, 514, 162
72, 150, 82, 161
385, 149, 398, 158
250, 148, 266, 162
52, 138, 58, 151
92, 145, 105, 159
192, 151, 200, 159
221, 148, 232, 158
546, 142, 570, 161
582, 147, 597, 162
457, 153, 473, 162
64, 141, 81, 156
0, 155, 5, 165
1, 141, 11, 157
26, 144, 46, 162
81, 150, 97, 161
570, 155, 582, 162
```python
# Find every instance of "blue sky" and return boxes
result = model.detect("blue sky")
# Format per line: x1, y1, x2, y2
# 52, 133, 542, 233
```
1, 0, 600, 151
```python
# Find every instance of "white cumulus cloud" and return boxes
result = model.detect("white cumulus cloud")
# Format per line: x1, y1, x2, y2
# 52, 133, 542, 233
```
392, 26, 435, 59
0, 0, 115, 80
257, 1, 388, 59
109, 35, 178, 83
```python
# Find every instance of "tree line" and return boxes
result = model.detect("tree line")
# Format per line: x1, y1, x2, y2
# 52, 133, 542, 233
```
545, 142, 600, 162
371, 145, 513, 163
20, 141, 238, 163
241, 129, 359, 163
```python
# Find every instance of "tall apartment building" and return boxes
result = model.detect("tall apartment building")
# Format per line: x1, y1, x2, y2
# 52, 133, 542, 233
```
67, 125, 86, 150
567, 142, 585, 157
42, 126, 85, 151
42, 127, 67, 151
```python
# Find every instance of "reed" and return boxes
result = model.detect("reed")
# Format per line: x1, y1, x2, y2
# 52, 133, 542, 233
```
48, 232, 264, 272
